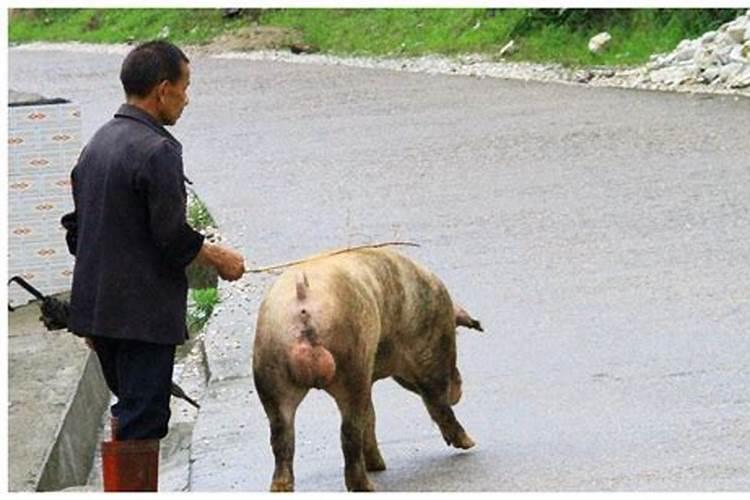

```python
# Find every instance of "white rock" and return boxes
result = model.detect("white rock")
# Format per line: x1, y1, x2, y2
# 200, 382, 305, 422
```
673, 40, 699, 61
656, 53, 675, 66
646, 53, 672, 69
700, 30, 718, 45
728, 65, 750, 88
700, 66, 721, 83
715, 45, 733, 65
693, 47, 718, 68
719, 62, 744, 82
729, 44, 749, 63
498, 40, 515, 57
648, 64, 698, 85
727, 25, 746, 44
588, 32, 612, 54
714, 31, 738, 48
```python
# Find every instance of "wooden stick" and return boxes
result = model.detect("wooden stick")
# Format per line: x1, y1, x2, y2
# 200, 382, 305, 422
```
244, 241, 420, 274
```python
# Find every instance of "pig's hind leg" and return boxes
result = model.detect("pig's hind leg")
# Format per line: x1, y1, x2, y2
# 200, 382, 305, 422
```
422, 390, 475, 450
394, 376, 475, 450
254, 368, 308, 492
329, 379, 376, 491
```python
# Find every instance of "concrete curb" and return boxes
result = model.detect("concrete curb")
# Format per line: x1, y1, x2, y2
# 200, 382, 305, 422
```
35, 351, 110, 491
9, 300, 207, 492
7, 297, 112, 492
188, 274, 268, 491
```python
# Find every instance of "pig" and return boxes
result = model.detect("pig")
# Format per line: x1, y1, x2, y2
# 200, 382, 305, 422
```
252, 247, 483, 492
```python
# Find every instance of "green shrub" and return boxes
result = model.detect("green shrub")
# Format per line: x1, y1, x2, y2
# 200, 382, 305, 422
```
187, 287, 219, 333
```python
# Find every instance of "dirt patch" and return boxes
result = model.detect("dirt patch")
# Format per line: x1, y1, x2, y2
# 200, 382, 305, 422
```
203, 25, 314, 54
9, 9, 41, 21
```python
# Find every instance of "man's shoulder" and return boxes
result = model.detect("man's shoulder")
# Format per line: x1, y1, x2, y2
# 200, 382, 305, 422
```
89, 116, 177, 158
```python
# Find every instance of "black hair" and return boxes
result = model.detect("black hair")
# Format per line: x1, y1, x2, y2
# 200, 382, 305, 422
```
120, 40, 189, 97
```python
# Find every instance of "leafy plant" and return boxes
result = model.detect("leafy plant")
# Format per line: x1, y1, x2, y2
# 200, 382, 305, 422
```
187, 188, 216, 231
187, 287, 219, 333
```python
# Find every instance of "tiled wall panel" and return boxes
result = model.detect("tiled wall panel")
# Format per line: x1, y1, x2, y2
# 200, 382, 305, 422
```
8, 102, 80, 307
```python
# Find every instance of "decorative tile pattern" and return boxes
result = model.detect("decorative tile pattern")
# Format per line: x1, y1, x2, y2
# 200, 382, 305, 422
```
8, 102, 80, 307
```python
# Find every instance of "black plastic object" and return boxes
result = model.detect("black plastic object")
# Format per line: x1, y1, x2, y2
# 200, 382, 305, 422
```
8, 276, 70, 330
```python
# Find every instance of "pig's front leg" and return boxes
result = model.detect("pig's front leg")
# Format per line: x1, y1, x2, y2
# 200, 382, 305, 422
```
364, 397, 386, 471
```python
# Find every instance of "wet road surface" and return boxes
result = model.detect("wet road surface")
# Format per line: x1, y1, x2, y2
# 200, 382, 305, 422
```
10, 46, 750, 491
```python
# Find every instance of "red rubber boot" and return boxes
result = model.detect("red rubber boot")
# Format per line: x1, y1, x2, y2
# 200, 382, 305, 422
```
101, 439, 159, 491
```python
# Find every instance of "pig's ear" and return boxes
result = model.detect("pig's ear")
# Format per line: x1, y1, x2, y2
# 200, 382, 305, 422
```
454, 304, 484, 332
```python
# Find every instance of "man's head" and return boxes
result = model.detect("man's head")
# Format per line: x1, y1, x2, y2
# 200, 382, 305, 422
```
120, 41, 190, 126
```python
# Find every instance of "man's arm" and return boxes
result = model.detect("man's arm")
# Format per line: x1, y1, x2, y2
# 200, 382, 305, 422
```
136, 141, 245, 279
136, 142, 206, 268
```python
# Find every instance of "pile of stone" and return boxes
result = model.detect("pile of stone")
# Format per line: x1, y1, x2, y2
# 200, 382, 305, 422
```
642, 9, 750, 89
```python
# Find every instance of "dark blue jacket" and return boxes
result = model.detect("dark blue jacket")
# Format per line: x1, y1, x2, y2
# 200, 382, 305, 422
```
61, 104, 204, 345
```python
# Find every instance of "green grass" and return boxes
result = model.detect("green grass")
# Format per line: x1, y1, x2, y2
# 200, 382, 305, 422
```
259, 9, 503, 56
258, 8, 745, 66
10, 8, 746, 67
9, 8, 248, 45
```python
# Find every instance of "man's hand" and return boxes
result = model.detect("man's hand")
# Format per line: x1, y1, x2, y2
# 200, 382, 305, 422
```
215, 246, 245, 281
194, 242, 245, 281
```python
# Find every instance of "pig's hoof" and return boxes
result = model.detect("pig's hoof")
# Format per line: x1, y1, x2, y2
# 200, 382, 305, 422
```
365, 452, 386, 472
270, 479, 294, 492
452, 432, 476, 450
347, 476, 376, 492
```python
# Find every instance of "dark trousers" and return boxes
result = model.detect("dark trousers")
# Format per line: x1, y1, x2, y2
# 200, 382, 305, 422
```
91, 337, 176, 440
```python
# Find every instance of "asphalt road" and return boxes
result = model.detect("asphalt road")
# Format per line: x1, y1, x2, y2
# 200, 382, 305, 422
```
9, 46, 750, 491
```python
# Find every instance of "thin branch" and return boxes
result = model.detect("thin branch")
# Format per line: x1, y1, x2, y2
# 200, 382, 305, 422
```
244, 241, 421, 274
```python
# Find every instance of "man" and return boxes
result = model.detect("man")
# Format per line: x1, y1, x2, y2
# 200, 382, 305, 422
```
61, 40, 245, 491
